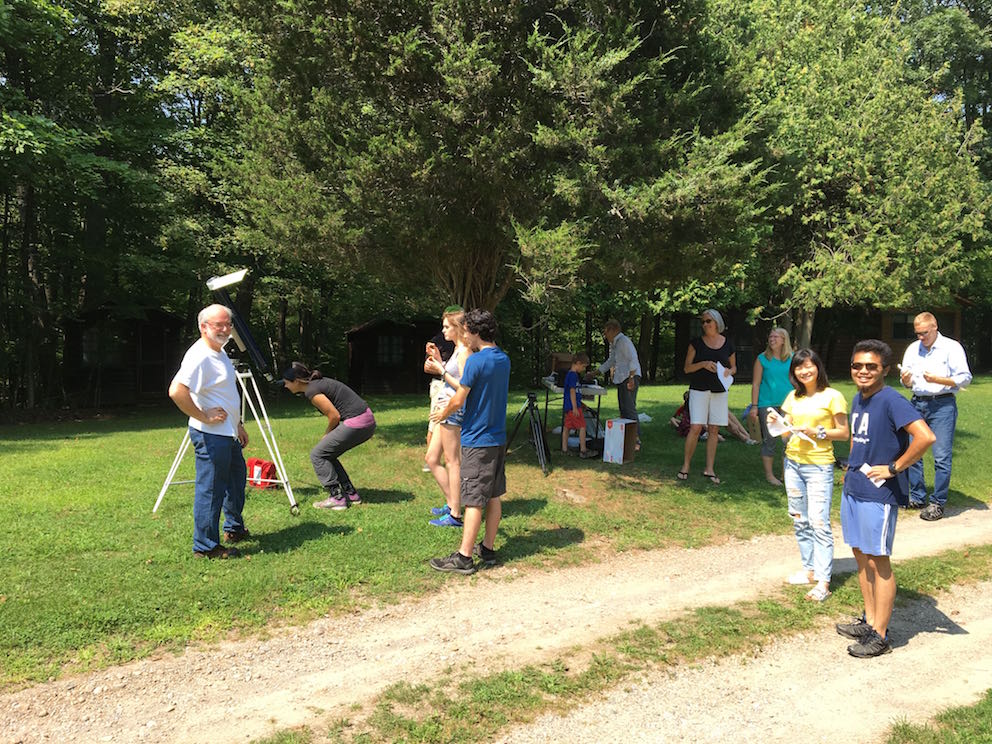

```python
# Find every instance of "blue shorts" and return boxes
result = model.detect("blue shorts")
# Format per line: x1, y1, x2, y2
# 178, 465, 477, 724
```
443, 407, 464, 428
841, 492, 897, 556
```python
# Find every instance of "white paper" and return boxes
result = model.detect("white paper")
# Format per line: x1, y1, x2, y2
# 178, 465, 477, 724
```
859, 462, 885, 488
715, 362, 733, 391
765, 415, 816, 444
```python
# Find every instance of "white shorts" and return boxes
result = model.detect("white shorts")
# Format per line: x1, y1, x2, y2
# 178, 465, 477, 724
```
688, 389, 729, 426
428, 379, 445, 433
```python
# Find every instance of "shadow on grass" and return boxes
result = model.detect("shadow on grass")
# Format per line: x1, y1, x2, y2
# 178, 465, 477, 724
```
608, 464, 787, 507
500, 526, 586, 561
357, 488, 414, 504
253, 521, 353, 553
291, 486, 414, 505
371, 421, 438, 447
503, 497, 548, 517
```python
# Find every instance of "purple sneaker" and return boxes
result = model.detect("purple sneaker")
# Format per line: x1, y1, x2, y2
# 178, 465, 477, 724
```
429, 513, 464, 527
314, 495, 348, 511
430, 504, 451, 516
344, 489, 361, 505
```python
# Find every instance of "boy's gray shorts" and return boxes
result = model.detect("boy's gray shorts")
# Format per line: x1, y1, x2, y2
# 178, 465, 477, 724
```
460, 445, 506, 508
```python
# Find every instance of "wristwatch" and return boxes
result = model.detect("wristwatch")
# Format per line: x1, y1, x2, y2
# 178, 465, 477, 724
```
888, 461, 899, 476
815, 425, 827, 440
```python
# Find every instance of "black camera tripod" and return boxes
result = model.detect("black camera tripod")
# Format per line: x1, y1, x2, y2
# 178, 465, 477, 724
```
506, 391, 551, 475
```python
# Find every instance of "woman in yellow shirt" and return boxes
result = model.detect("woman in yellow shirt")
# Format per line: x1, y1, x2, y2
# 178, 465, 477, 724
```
768, 349, 849, 602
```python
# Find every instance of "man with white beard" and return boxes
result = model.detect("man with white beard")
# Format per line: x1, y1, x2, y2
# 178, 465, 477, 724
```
169, 304, 251, 558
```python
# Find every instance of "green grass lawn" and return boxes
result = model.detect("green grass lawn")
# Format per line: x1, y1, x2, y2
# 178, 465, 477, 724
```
887, 689, 992, 743
1, 377, 989, 688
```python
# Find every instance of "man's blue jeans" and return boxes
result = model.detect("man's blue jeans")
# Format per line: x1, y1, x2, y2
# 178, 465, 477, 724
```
908, 395, 957, 507
189, 427, 247, 553
617, 376, 640, 442
784, 459, 835, 583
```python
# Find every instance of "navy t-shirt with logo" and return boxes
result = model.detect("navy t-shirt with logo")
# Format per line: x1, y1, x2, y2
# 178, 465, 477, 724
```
843, 386, 922, 506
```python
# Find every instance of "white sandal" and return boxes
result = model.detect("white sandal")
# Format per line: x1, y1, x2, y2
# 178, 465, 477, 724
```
786, 570, 813, 585
805, 582, 831, 602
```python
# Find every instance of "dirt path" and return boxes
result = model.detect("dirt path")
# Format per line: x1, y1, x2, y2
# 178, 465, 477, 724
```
498, 581, 992, 743
3, 506, 992, 744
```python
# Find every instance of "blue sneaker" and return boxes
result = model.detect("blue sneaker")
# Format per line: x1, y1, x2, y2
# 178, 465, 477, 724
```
429, 513, 464, 527
430, 504, 451, 516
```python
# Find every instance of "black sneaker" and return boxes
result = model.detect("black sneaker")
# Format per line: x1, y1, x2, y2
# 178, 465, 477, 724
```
429, 550, 476, 575
906, 501, 925, 510
473, 542, 498, 567
847, 629, 892, 658
835, 615, 872, 641
920, 503, 944, 521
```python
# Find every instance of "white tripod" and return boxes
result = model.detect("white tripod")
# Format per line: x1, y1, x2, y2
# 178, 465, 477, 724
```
154, 369, 299, 515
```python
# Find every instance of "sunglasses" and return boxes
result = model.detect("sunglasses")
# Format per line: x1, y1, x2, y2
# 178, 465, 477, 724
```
850, 362, 881, 372
701, 318, 714, 324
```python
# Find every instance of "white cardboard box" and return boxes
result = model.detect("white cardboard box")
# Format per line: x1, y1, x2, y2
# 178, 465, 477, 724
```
603, 418, 637, 464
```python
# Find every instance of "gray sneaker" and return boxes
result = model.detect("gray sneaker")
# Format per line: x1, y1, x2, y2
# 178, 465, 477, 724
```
847, 629, 891, 658
835, 615, 872, 641
314, 494, 348, 510
920, 503, 944, 521
429, 550, 476, 575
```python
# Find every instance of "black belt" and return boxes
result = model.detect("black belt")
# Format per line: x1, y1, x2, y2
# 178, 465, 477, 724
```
912, 393, 955, 401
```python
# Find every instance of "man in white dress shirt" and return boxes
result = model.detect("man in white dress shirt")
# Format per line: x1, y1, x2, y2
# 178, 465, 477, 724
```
899, 312, 972, 521
597, 319, 642, 446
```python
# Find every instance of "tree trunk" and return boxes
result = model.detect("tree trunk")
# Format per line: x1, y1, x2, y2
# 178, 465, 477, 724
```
435, 245, 514, 311
300, 304, 313, 361
18, 182, 41, 408
276, 297, 288, 368
649, 313, 661, 382
636, 312, 652, 380
794, 308, 815, 348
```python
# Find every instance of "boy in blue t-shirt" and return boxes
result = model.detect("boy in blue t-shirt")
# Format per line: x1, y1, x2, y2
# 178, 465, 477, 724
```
562, 352, 596, 458
429, 309, 510, 574
836, 340, 934, 659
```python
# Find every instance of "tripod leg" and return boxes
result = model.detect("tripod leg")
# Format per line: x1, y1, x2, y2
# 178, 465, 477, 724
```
245, 373, 298, 512
154, 430, 191, 513
528, 399, 551, 475
238, 372, 299, 514
506, 400, 530, 452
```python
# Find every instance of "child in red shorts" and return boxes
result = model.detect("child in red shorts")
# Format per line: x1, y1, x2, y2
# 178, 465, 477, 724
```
562, 352, 597, 458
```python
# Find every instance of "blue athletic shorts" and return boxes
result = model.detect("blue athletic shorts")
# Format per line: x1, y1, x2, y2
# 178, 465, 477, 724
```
841, 491, 897, 556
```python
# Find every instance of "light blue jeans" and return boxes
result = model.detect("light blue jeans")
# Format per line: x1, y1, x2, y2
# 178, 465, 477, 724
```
784, 458, 834, 583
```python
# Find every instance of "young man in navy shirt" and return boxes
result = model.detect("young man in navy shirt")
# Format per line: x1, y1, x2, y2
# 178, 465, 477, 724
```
837, 340, 935, 657
429, 309, 510, 574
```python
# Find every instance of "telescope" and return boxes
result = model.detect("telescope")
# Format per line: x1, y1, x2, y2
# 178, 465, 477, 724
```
206, 269, 272, 380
